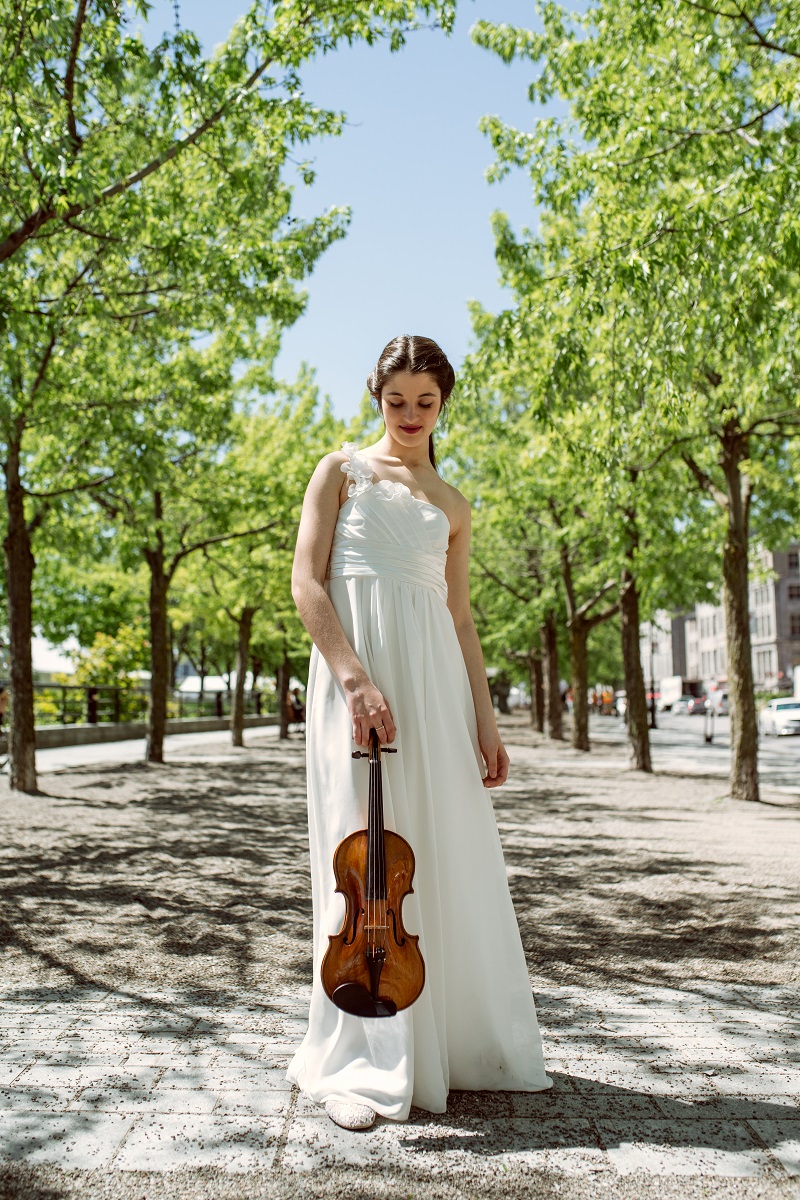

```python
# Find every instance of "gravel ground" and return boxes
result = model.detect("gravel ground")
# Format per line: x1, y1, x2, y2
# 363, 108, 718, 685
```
0, 713, 798, 1199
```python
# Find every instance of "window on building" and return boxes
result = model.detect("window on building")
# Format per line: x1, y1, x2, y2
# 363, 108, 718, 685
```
789, 584, 800, 602
790, 551, 799, 573
791, 614, 800, 638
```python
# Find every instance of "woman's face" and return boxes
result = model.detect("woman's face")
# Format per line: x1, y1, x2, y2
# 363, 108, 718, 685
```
380, 371, 442, 448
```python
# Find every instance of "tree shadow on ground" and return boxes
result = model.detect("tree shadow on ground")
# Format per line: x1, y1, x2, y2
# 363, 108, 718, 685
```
0, 721, 798, 1001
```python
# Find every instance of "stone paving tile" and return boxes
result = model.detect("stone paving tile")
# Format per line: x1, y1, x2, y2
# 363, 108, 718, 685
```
507, 1092, 664, 1120
0, 1111, 135, 1168
124, 1053, 216, 1067
596, 1118, 775, 1176
654, 1095, 800, 1120
0, 1065, 28, 1085
0, 1086, 75, 1111
282, 1113, 612, 1177
158, 1065, 292, 1090
212, 1090, 294, 1116
748, 1120, 800, 1175
569, 1067, 724, 1095
17, 1065, 161, 1089
66, 1087, 218, 1114
112, 1113, 282, 1171
713, 1071, 800, 1095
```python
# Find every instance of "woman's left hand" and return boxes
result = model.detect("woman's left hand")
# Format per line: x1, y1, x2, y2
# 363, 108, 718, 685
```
478, 727, 510, 789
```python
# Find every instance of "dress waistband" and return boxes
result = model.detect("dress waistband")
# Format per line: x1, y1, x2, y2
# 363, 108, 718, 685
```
328, 539, 448, 602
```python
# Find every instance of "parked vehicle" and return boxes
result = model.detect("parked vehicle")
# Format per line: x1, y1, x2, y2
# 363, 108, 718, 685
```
613, 690, 627, 718
759, 699, 800, 737
706, 690, 729, 716
658, 675, 704, 712
687, 696, 708, 716
672, 695, 700, 715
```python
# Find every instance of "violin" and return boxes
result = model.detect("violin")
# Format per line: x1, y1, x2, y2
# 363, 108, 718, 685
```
321, 728, 425, 1018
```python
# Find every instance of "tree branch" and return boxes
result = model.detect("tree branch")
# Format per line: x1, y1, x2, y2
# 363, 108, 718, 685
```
746, 408, 800, 434
678, 0, 800, 59
627, 433, 701, 472
682, 452, 729, 508
575, 577, 618, 622
64, 0, 88, 151
25, 473, 114, 500
619, 102, 781, 166
169, 521, 279, 579
585, 598, 620, 631
474, 558, 532, 605
0, 47, 279, 265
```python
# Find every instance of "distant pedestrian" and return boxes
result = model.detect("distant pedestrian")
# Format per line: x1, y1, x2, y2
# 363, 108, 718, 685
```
0, 686, 8, 731
288, 687, 306, 729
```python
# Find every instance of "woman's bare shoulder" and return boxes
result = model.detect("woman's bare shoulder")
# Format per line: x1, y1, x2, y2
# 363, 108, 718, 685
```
306, 450, 351, 508
313, 449, 349, 475
440, 480, 472, 517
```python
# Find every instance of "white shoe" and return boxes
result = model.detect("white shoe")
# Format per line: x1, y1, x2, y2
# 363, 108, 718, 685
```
324, 1099, 376, 1130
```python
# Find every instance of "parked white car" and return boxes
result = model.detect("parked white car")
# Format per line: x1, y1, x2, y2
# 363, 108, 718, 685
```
706, 690, 729, 716
759, 699, 800, 737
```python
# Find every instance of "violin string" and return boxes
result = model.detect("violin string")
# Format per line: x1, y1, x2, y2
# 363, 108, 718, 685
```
368, 747, 372, 952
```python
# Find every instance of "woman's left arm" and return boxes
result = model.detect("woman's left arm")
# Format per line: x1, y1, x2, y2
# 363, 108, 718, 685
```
445, 497, 510, 789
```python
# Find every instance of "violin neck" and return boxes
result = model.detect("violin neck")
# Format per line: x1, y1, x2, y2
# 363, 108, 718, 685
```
366, 736, 386, 902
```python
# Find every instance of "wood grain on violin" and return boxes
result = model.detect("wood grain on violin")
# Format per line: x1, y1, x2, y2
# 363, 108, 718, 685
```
321, 729, 425, 1019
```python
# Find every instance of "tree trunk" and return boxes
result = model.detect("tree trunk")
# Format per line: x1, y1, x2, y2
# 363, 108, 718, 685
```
277, 652, 291, 740
230, 607, 255, 748
542, 611, 563, 740
144, 501, 170, 764
570, 622, 590, 752
3, 440, 38, 792
721, 433, 759, 801
620, 568, 652, 772
529, 648, 544, 733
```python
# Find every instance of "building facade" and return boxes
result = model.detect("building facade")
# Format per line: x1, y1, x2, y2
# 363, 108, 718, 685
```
640, 542, 800, 693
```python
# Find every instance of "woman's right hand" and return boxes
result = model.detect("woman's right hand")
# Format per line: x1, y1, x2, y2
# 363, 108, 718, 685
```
344, 677, 396, 747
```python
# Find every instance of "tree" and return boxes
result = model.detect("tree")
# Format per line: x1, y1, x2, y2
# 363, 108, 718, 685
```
473, 1, 800, 796
1, 0, 457, 791
184, 374, 342, 746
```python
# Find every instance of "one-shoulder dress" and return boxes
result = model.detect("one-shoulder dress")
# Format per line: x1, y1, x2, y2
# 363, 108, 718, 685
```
286, 442, 551, 1120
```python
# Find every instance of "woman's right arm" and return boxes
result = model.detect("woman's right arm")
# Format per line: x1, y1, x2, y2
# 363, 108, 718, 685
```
291, 453, 396, 747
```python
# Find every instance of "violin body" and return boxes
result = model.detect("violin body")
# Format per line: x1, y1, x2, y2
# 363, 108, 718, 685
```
321, 730, 425, 1018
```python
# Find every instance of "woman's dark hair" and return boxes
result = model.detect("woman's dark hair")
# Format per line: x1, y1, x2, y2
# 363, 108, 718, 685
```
367, 335, 455, 470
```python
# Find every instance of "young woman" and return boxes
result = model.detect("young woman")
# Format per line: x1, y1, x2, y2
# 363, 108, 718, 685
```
288, 335, 551, 1130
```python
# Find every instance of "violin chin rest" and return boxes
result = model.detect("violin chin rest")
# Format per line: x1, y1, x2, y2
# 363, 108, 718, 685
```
331, 982, 398, 1019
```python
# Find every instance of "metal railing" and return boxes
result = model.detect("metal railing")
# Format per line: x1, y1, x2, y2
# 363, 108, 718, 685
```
0, 682, 272, 728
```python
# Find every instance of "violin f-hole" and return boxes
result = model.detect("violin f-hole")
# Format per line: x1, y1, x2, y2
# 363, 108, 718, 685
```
342, 904, 362, 947
387, 906, 406, 947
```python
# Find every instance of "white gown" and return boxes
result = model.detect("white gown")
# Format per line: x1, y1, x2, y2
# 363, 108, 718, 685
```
286, 442, 552, 1120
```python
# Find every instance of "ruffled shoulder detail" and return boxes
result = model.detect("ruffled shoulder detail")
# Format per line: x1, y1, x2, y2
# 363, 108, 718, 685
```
340, 441, 374, 498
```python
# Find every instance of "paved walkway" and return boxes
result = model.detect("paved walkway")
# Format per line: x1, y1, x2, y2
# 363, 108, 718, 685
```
0, 716, 798, 1198
1, 980, 799, 1188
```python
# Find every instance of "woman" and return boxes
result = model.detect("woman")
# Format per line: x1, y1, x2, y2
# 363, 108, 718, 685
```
288, 335, 551, 1130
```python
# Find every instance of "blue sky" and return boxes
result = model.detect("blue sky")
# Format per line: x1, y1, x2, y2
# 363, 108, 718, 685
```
141, 2, 556, 419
